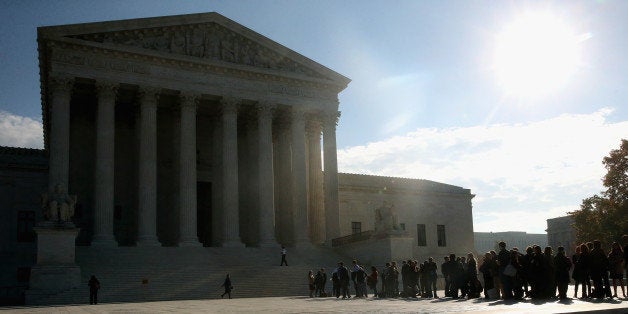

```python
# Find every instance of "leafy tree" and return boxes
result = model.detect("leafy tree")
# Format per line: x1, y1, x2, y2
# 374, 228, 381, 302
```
570, 139, 628, 246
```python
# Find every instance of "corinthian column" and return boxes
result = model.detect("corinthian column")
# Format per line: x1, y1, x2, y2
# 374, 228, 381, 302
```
178, 91, 201, 246
47, 75, 74, 193
323, 111, 341, 242
92, 80, 118, 247
221, 97, 244, 247
256, 102, 277, 247
307, 117, 325, 244
137, 86, 160, 246
291, 108, 310, 246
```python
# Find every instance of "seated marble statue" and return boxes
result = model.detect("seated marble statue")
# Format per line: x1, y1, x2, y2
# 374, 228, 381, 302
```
374, 201, 399, 234
42, 183, 76, 223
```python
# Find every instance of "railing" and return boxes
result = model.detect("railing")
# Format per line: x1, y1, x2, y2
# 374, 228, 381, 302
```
331, 230, 374, 247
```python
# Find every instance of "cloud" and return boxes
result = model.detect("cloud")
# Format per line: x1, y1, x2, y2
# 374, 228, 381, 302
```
0, 110, 43, 148
338, 108, 628, 233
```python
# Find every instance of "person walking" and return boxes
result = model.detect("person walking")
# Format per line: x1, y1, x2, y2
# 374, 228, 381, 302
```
88, 275, 100, 305
221, 274, 233, 299
280, 245, 288, 266
308, 270, 316, 297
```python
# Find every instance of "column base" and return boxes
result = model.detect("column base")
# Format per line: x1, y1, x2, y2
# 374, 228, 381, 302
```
137, 235, 161, 247
178, 237, 202, 247
91, 234, 118, 247
258, 239, 278, 248
222, 239, 245, 248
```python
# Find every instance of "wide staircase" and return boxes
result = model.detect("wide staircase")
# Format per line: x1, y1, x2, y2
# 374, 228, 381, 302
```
30, 245, 348, 305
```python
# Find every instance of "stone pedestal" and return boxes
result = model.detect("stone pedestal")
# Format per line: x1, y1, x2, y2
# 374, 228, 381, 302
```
337, 232, 413, 266
25, 224, 81, 304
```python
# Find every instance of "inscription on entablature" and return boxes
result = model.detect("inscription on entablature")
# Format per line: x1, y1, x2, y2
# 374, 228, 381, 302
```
67, 23, 327, 80
51, 51, 150, 74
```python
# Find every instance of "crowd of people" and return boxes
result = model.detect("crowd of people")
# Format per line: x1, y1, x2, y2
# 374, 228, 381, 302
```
307, 234, 628, 302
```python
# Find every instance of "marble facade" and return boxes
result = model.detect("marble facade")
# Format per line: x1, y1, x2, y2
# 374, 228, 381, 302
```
37, 13, 349, 247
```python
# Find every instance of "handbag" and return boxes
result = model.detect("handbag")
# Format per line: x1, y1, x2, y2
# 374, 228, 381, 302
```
504, 263, 517, 277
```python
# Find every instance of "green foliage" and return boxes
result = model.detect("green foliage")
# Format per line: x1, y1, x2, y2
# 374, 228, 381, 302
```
570, 139, 628, 246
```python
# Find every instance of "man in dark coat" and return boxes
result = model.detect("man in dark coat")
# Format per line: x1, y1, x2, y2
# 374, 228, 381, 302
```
337, 262, 350, 298
497, 241, 513, 299
88, 275, 100, 305
554, 246, 572, 299
590, 240, 612, 298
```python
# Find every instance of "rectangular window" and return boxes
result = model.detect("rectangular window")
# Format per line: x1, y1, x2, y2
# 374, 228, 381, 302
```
351, 222, 361, 234
17, 211, 36, 242
437, 224, 447, 247
399, 223, 406, 231
417, 224, 426, 246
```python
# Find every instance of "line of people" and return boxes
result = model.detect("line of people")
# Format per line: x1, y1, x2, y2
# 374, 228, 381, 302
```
307, 235, 627, 302
482, 238, 627, 301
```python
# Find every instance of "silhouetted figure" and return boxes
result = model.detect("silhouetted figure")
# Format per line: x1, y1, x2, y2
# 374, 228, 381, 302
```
280, 245, 288, 266
554, 246, 572, 300
221, 274, 233, 299
308, 270, 315, 297
88, 275, 100, 305
608, 242, 626, 298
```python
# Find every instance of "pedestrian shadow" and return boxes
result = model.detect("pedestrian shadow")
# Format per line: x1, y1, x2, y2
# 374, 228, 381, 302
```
487, 299, 519, 306
581, 297, 623, 304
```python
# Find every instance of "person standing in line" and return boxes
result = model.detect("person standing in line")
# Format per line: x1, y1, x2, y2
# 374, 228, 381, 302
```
221, 274, 233, 299
608, 242, 626, 298
367, 266, 379, 297
622, 235, 628, 297
554, 246, 572, 300
280, 245, 288, 266
339, 262, 351, 298
88, 275, 100, 305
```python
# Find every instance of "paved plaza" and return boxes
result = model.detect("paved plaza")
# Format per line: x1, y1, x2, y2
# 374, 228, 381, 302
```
3, 289, 627, 314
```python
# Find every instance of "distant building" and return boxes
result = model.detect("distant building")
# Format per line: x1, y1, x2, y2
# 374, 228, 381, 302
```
546, 215, 577, 256
474, 231, 547, 254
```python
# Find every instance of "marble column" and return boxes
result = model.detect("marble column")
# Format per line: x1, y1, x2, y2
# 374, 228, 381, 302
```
92, 81, 119, 247
178, 91, 201, 246
307, 117, 325, 244
291, 108, 310, 246
221, 97, 244, 247
256, 102, 277, 247
47, 76, 74, 193
273, 116, 293, 246
323, 111, 341, 242
137, 86, 160, 246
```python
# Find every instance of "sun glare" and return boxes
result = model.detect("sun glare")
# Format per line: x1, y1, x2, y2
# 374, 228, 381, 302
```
493, 12, 584, 98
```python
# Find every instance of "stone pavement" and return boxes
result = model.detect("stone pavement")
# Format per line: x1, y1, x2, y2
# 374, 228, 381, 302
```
3, 290, 627, 314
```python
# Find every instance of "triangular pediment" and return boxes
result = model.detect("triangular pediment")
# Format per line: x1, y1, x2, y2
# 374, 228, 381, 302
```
39, 13, 350, 87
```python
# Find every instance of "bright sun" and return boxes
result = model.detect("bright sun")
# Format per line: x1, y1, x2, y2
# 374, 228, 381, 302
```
493, 12, 584, 98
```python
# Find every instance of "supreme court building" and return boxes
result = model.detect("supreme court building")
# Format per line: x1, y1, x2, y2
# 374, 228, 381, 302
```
36, 12, 349, 248
0, 13, 475, 301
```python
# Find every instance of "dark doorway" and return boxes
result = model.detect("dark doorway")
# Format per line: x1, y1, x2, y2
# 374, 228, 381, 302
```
197, 182, 212, 246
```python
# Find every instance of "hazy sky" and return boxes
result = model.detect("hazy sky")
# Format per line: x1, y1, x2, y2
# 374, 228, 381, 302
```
1, 1, 627, 234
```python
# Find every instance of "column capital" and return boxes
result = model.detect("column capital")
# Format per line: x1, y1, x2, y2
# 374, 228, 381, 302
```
48, 75, 75, 94
322, 110, 341, 128
95, 80, 119, 100
255, 101, 276, 118
306, 116, 322, 137
138, 86, 161, 105
220, 96, 240, 114
180, 91, 200, 109
291, 107, 308, 124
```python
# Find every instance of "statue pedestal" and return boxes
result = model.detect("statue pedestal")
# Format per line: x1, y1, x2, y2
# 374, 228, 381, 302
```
25, 224, 81, 304
335, 231, 413, 266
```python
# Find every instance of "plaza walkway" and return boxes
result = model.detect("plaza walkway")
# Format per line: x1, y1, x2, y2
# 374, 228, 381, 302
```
3, 290, 627, 314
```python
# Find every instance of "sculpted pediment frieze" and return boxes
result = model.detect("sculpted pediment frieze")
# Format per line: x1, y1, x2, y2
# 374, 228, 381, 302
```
66, 22, 327, 80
